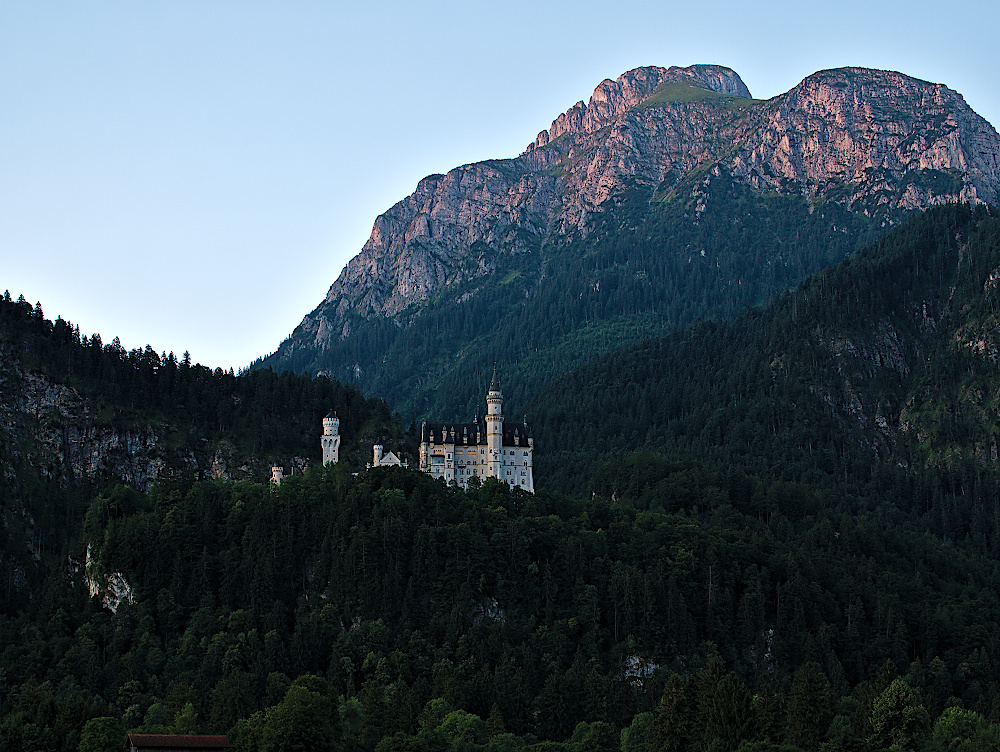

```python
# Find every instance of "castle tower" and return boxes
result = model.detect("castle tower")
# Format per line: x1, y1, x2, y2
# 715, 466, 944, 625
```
485, 372, 503, 479
321, 411, 341, 465
373, 444, 383, 467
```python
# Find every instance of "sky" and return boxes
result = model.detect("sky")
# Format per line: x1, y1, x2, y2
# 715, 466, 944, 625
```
3, 1, 999, 372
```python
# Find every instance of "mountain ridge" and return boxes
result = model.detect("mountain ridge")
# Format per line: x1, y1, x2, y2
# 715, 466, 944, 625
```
259, 64, 1000, 419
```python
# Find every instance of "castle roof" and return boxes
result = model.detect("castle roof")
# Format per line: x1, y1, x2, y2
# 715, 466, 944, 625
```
421, 419, 532, 447
324, 410, 337, 419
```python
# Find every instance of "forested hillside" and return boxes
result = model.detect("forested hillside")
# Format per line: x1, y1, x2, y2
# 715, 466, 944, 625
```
5, 207, 1000, 751
530, 205, 1000, 505
0, 293, 406, 611
4, 466, 1000, 752
261, 171, 879, 422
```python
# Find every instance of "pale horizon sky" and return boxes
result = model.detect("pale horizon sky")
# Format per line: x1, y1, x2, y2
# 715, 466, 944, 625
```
3, 1, 999, 372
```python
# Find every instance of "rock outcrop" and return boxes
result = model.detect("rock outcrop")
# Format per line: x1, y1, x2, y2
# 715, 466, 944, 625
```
528, 64, 752, 148
0, 359, 259, 493
733, 68, 1000, 210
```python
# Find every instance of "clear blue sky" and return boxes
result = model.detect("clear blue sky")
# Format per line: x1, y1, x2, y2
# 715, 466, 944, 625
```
3, 1, 999, 371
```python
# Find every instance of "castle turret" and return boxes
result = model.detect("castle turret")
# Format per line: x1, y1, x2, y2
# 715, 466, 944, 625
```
485, 372, 503, 479
322, 410, 341, 465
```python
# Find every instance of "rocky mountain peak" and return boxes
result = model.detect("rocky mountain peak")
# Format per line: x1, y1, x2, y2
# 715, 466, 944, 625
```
264, 64, 1000, 397
734, 67, 1000, 207
528, 64, 751, 151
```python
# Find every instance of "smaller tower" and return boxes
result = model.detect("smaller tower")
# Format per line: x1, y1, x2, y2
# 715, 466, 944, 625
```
373, 444, 383, 467
270, 465, 285, 486
322, 411, 341, 465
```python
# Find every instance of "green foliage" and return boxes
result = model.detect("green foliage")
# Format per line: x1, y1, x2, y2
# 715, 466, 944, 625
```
0, 291, 405, 613
6, 208, 1000, 752
528, 205, 1000, 554
0, 288, 400, 469
3, 459, 998, 749
928, 707, 1000, 752
619, 713, 653, 752
78, 717, 125, 752
567, 721, 618, 752
867, 679, 929, 751
785, 663, 833, 751
654, 674, 694, 752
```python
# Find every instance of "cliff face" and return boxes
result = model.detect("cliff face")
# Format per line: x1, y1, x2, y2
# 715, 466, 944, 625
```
529, 64, 752, 147
733, 68, 1000, 210
0, 358, 257, 494
285, 65, 1000, 355
4, 368, 165, 489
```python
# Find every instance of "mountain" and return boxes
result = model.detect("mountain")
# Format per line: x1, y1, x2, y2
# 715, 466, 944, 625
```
258, 65, 1000, 420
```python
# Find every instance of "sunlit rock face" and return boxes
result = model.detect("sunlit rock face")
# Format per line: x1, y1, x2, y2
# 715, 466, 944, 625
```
277, 64, 1000, 360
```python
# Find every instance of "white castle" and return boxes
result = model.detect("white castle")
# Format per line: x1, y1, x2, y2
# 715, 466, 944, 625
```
275, 387, 535, 493
371, 444, 408, 468
418, 376, 534, 492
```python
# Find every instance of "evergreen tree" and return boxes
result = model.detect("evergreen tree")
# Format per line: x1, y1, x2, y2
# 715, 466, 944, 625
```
653, 674, 694, 752
785, 662, 833, 751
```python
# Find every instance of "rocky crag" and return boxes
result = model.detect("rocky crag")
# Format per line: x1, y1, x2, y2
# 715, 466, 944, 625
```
261, 64, 1000, 418
0, 356, 255, 493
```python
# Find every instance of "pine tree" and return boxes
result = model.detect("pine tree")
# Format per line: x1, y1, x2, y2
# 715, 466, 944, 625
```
653, 673, 694, 752
786, 662, 834, 751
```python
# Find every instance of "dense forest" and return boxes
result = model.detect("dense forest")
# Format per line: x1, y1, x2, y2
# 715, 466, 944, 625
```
0, 290, 401, 463
528, 205, 1000, 552
3, 465, 1000, 751
4, 206, 1000, 751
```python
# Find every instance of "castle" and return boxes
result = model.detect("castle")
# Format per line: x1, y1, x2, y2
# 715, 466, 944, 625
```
371, 444, 407, 468
275, 386, 535, 493
418, 376, 534, 492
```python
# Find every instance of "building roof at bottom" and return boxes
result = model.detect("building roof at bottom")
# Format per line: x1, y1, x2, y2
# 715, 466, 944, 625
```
125, 735, 230, 750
